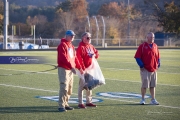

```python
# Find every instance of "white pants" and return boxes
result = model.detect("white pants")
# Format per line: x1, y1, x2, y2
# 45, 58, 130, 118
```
78, 78, 92, 104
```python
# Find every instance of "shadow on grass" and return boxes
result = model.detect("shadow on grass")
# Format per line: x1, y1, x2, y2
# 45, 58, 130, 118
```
0, 64, 57, 76
0, 106, 59, 113
0, 104, 154, 113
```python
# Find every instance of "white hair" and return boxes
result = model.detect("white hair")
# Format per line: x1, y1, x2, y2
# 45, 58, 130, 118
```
146, 32, 154, 38
81, 32, 91, 38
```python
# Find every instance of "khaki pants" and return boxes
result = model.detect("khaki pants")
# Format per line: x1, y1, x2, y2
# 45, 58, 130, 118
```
58, 67, 73, 108
140, 69, 157, 88
78, 78, 92, 104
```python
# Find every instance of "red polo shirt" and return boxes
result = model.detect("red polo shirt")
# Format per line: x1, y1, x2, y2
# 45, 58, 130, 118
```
76, 41, 99, 70
134, 42, 160, 72
57, 38, 76, 70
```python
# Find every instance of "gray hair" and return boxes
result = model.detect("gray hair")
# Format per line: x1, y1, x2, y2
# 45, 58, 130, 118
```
81, 32, 91, 38
146, 32, 154, 37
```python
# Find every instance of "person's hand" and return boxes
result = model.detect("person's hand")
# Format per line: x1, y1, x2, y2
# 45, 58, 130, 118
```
84, 70, 88, 74
79, 68, 84, 74
71, 68, 76, 74
140, 67, 145, 72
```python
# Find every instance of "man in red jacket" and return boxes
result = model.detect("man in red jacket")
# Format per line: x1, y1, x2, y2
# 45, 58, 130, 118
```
76, 32, 99, 109
134, 32, 160, 105
57, 30, 77, 112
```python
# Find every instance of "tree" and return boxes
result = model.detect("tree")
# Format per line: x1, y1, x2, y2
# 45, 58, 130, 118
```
26, 15, 48, 37
0, 0, 3, 35
56, 10, 75, 31
71, 0, 88, 21
97, 2, 142, 39
98, 2, 122, 19
98, 2, 141, 20
55, 0, 88, 37
56, 0, 72, 12
12, 22, 31, 36
159, 2, 180, 35
105, 17, 120, 44
144, 0, 180, 36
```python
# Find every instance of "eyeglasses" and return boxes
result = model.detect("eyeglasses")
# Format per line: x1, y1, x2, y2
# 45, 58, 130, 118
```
87, 37, 91, 40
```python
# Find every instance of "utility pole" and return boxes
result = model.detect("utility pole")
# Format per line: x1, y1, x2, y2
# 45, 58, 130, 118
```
3, 0, 9, 49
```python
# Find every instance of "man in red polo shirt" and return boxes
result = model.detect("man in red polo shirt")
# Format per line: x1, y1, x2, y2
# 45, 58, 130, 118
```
76, 32, 99, 109
134, 32, 160, 105
57, 30, 81, 112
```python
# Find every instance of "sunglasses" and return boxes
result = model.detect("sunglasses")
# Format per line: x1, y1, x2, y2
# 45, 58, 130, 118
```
86, 37, 91, 40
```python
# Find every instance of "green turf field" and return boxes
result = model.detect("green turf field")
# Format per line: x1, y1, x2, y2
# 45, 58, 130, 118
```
0, 49, 180, 120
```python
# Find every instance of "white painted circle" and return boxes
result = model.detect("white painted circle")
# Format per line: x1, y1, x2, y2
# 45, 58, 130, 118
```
36, 96, 103, 103
97, 92, 150, 99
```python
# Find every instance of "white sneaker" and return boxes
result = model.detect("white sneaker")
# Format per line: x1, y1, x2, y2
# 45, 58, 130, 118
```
140, 99, 145, 105
150, 99, 159, 105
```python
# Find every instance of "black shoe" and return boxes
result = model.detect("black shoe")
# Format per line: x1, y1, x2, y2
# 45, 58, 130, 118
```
58, 107, 67, 112
65, 106, 74, 110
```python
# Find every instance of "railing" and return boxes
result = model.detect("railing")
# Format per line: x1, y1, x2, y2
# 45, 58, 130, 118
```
1, 37, 179, 48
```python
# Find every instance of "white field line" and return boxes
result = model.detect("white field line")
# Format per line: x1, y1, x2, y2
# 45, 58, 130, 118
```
0, 65, 179, 75
102, 67, 180, 75
105, 78, 180, 87
0, 68, 57, 74
0, 84, 58, 93
0, 67, 173, 75
0, 68, 179, 87
0, 83, 180, 110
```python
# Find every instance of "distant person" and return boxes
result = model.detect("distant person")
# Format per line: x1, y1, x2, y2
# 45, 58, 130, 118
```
38, 37, 42, 49
19, 41, 24, 50
134, 32, 160, 105
57, 30, 82, 112
76, 32, 99, 109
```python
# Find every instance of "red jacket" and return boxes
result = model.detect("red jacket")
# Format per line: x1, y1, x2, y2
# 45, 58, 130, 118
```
134, 42, 160, 72
57, 38, 76, 70
76, 41, 99, 70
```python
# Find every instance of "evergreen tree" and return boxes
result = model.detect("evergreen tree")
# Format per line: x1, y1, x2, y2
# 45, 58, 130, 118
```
144, 0, 180, 36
